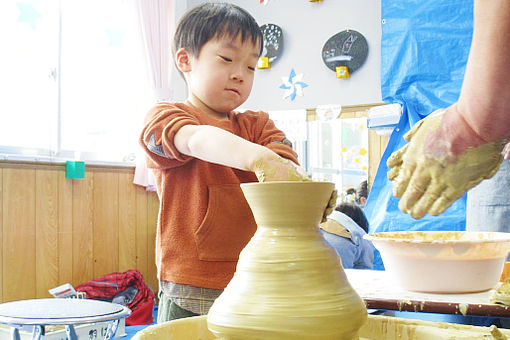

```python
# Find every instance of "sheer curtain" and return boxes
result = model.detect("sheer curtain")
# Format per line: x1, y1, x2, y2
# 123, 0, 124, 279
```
133, 0, 175, 191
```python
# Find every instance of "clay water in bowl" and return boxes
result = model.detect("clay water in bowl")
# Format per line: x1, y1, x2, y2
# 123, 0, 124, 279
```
365, 231, 510, 293
207, 181, 367, 340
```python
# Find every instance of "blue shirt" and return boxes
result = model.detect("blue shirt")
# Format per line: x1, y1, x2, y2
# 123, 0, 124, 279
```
319, 211, 374, 269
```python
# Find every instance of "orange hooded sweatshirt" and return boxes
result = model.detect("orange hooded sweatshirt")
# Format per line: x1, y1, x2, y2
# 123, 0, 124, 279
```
140, 102, 298, 289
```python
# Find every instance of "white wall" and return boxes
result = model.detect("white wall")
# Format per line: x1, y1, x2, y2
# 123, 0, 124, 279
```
172, 0, 382, 112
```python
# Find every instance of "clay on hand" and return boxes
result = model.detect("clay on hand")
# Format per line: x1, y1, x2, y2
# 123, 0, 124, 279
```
252, 153, 310, 182
322, 189, 338, 223
252, 153, 337, 222
387, 109, 505, 219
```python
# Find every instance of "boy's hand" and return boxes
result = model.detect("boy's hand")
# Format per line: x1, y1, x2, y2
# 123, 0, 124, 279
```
387, 108, 505, 219
322, 189, 338, 223
251, 152, 337, 222
251, 153, 309, 182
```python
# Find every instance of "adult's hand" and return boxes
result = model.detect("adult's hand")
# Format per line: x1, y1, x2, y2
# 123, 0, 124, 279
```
387, 108, 505, 219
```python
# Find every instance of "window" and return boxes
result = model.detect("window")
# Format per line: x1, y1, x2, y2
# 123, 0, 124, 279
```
269, 110, 368, 192
307, 117, 368, 192
0, 1, 151, 164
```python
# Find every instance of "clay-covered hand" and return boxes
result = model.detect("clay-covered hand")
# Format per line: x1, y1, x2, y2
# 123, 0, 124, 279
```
251, 152, 310, 182
387, 108, 505, 219
321, 189, 338, 223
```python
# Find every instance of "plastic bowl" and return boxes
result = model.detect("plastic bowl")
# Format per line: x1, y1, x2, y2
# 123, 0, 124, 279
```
364, 231, 510, 293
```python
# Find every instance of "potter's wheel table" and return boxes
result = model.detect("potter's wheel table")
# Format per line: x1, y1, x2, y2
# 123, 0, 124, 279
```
345, 269, 510, 317
0, 298, 131, 340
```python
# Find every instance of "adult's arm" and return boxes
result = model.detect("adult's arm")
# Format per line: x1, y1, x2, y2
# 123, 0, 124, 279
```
387, 0, 510, 219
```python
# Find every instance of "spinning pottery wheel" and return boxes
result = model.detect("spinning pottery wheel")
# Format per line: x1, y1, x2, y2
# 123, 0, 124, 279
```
0, 298, 130, 340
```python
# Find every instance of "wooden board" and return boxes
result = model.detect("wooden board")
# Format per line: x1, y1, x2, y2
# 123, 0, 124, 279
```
346, 269, 510, 317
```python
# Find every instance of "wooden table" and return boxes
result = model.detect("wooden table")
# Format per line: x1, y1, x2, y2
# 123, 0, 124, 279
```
345, 269, 510, 317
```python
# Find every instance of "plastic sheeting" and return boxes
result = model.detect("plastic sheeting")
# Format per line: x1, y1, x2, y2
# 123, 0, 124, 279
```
364, 0, 474, 269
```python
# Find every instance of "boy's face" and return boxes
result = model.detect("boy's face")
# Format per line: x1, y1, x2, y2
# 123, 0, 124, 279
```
183, 34, 260, 117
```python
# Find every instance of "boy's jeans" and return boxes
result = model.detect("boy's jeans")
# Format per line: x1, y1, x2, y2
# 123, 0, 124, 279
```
157, 291, 198, 323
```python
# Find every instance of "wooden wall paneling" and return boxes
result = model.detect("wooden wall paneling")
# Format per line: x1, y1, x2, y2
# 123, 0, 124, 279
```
368, 131, 381, 187
367, 131, 390, 189
0, 168, 3, 301
72, 173, 94, 286
0, 162, 164, 302
35, 169, 59, 298
3, 168, 36, 301
367, 130, 377, 187
92, 170, 119, 278
135, 185, 149, 281
58, 169, 73, 286
118, 172, 137, 272
381, 135, 390, 155
147, 192, 159, 292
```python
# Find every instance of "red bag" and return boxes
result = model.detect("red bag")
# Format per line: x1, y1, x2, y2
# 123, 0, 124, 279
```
76, 269, 155, 325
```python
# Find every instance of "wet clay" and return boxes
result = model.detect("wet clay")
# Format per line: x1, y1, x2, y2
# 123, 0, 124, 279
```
132, 314, 510, 340
387, 109, 504, 219
491, 279, 510, 306
207, 182, 367, 340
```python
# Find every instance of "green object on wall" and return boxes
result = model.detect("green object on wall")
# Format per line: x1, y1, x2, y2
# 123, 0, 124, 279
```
66, 161, 85, 179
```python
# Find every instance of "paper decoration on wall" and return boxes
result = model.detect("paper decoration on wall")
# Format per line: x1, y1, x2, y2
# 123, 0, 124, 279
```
258, 24, 283, 69
322, 30, 368, 78
316, 104, 342, 121
279, 69, 308, 101
342, 146, 368, 172
340, 117, 369, 173
16, 2, 42, 30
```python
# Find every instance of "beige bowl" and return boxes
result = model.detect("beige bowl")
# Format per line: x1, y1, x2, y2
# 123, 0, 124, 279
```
364, 231, 510, 293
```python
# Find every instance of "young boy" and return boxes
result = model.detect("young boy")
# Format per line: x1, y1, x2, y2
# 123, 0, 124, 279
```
139, 3, 309, 322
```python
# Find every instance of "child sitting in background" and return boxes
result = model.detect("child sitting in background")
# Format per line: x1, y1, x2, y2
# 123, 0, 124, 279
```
139, 3, 321, 323
356, 180, 368, 208
320, 202, 374, 269
335, 202, 369, 233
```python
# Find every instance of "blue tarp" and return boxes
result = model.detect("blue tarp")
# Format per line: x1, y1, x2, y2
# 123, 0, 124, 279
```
364, 0, 474, 269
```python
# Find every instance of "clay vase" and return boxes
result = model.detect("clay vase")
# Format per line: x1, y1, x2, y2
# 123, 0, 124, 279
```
207, 181, 367, 340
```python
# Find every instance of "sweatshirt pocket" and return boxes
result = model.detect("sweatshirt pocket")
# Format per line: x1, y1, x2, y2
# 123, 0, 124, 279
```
194, 184, 257, 261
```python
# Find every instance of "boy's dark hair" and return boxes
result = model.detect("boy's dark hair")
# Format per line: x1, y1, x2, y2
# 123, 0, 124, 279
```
173, 3, 263, 60
335, 202, 369, 233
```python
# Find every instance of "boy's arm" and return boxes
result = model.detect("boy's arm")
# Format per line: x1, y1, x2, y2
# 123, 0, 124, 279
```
174, 124, 308, 181
175, 124, 337, 222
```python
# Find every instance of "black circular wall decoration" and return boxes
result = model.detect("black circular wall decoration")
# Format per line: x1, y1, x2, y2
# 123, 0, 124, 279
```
321, 30, 368, 74
260, 23, 283, 63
